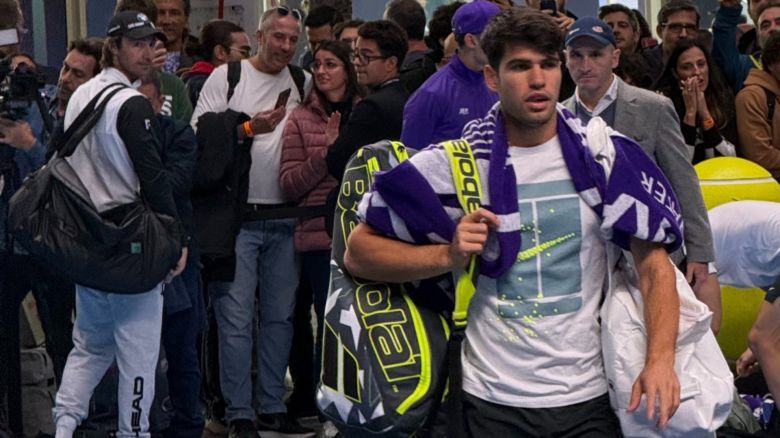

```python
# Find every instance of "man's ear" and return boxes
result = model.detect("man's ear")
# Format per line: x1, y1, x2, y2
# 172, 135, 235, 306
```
214, 44, 229, 63
386, 55, 399, 74
484, 63, 499, 92
611, 48, 621, 69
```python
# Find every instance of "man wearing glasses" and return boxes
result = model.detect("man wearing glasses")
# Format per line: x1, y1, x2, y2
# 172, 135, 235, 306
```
325, 19, 409, 180
190, 6, 314, 438
642, 0, 700, 83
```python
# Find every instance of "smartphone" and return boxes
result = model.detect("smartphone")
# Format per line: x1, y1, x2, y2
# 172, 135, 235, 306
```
275, 88, 292, 109
540, 0, 558, 17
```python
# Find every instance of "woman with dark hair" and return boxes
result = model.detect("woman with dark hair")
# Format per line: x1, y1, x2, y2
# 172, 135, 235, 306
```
279, 39, 362, 416
655, 38, 738, 163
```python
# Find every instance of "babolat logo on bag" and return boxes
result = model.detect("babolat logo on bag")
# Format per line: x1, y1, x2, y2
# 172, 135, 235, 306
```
317, 141, 451, 436
317, 139, 482, 437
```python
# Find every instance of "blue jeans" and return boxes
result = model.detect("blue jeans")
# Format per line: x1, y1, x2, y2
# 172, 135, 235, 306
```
212, 219, 299, 421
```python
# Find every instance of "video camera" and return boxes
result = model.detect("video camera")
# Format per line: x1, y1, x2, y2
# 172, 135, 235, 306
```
0, 55, 46, 121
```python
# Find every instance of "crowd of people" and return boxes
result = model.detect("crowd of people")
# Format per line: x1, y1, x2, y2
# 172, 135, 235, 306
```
1, 0, 780, 437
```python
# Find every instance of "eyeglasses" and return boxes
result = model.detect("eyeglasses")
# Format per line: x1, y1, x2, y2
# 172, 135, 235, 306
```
353, 50, 388, 64
275, 6, 302, 21
312, 60, 344, 71
662, 22, 698, 34
229, 46, 252, 58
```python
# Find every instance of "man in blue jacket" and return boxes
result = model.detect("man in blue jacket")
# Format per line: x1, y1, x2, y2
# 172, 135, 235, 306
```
400, 0, 500, 150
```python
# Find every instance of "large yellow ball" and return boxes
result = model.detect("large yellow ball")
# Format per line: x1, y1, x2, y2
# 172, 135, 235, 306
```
695, 158, 780, 362
715, 286, 766, 363
695, 157, 780, 209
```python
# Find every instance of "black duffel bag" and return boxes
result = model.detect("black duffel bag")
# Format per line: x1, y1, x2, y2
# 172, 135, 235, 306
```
9, 83, 181, 293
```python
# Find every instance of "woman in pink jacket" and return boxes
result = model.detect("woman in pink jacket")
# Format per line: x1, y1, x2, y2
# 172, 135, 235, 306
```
280, 39, 362, 417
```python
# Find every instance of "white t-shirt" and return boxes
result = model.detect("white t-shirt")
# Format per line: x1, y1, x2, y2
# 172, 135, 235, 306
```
461, 135, 608, 408
191, 59, 312, 204
710, 200, 780, 289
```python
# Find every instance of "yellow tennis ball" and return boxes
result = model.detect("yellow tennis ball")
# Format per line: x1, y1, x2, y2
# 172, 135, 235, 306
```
695, 157, 780, 209
715, 286, 766, 363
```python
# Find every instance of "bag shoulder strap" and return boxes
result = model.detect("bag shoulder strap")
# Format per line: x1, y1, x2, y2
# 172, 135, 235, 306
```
226, 60, 241, 103
763, 86, 776, 126
442, 138, 483, 328
288, 64, 306, 101
59, 83, 127, 157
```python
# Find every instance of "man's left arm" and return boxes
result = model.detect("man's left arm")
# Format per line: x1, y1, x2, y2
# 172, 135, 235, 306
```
627, 237, 680, 429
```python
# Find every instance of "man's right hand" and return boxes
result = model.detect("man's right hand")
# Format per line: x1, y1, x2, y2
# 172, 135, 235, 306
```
153, 40, 167, 70
448, 208, 499, 270
249, 106, 286, 135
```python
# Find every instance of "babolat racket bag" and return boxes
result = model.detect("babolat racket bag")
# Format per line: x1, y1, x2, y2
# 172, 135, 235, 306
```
317, 139, 483, 437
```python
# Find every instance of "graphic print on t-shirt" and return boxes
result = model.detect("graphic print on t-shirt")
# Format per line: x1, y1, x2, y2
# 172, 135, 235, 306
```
497, 179, 583, 328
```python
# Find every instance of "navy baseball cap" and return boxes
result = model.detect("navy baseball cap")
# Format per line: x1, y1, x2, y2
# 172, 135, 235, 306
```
107, 10, 166, 42
565, 17, 616, 47
452, 0, 501, 37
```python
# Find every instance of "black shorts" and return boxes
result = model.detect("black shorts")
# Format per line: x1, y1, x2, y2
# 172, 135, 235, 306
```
462, 392, 622, 438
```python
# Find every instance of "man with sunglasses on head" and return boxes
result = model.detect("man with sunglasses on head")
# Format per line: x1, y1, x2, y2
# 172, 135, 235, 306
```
190, 6, 314, 438
325, 19, 409, 180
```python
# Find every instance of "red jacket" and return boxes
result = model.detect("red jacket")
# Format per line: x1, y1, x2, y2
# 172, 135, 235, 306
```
281, 91, 354, 251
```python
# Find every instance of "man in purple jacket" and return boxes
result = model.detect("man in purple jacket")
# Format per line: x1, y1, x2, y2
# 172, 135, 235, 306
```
400, 0, 499, 150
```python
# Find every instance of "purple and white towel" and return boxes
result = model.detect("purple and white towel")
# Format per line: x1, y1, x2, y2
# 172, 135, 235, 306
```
357, 103, 684, 279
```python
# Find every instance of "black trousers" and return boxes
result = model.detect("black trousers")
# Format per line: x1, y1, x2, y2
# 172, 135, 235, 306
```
0, 252, 74, 435
462, 392, 622, 438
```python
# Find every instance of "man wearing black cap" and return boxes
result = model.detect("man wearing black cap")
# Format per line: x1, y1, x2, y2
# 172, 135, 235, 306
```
51, 11, 187, 438
563, 17, 720, 333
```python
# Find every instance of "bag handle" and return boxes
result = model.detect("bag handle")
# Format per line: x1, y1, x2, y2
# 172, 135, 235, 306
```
441, 138, 484, 438
58, 83, 127, 157
442, 138, 484, 329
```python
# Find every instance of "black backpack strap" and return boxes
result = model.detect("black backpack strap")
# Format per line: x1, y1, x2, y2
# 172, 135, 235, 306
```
765, 86, 776, 125
226, 60, 241, 103
58, 83, 127, 157
288, 64, 306, 101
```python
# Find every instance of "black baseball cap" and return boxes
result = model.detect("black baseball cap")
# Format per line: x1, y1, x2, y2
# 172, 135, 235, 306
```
106, 10, 166, 43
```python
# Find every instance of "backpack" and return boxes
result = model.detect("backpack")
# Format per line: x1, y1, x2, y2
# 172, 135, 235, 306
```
317, 139, 482, 437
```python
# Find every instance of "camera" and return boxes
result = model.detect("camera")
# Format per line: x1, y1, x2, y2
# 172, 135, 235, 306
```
0, 55, 46, 121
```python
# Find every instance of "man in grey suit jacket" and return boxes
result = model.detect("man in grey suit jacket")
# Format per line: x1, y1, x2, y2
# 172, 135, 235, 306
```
563, 17, 721, 331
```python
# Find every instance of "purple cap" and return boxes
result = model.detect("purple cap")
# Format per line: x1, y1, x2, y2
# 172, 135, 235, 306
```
565, 16, 617, 47
452, 0, 501, 37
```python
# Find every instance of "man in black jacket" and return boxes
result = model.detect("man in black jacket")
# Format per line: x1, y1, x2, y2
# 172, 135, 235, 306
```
325, 20, 409, 179
138, 71, 202, 438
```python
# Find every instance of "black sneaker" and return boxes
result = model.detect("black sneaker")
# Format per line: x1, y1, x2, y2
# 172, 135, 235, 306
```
256, 413, 316, 437
228, 418, 258, 438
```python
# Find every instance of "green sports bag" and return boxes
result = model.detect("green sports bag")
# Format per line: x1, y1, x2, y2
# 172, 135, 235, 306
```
317, 139, 483, 437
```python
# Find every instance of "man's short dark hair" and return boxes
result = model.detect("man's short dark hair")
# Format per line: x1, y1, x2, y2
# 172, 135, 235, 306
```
358, 20, 408, 71
599, 4, 639, 32
385, 0, 426, 41
763, 31, 780, 68
657, 0, 700, 27
68, 37, 104, 75
115, 0, 157, 22
142, 70, 162, 95
304, 5, 342, 29
334, 19, 364, 39
428, 1, 464, 47
199, 20, 244, 62
480, 8, 562, 71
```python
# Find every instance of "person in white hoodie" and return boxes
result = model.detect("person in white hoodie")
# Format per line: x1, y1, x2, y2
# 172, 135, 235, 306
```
51, 11, 187, 437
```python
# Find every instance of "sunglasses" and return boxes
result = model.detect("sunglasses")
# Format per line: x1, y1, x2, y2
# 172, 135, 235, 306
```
275, 6, 303, 21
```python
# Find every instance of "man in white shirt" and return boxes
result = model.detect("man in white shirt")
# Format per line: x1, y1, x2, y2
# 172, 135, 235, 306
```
190, 6, 313, 438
